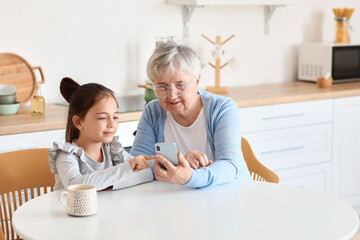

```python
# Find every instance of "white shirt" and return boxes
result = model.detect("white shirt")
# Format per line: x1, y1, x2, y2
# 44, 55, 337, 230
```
164, 108, 214, 161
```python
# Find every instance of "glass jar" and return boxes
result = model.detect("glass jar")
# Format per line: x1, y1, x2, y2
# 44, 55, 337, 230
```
31, 82, 45, 115
335, 17, 350, 43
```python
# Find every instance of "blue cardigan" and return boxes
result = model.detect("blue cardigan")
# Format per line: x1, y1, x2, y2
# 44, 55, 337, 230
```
130, 90, 251, 188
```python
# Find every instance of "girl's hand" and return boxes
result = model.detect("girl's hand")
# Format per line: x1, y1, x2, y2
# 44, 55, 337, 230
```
154, 152, 192, 184
184, 150, 213, 170
129, 155, 155, 172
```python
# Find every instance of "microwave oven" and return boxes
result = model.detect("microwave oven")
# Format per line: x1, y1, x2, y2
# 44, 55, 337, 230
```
298, 42, 360, 83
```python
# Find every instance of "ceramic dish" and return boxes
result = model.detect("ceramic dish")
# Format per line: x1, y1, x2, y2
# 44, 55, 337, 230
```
0, 94, 16, 104
0, 84, 16, 96
0, 102, 20, 115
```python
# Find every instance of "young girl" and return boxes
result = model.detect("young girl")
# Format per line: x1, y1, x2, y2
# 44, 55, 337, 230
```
49, 77, 154, 190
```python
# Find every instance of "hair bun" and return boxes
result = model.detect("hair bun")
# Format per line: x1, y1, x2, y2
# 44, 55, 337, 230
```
60, 77, 80, 103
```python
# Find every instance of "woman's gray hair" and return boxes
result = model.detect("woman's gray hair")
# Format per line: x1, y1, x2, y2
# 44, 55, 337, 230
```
146, 41, 201, 82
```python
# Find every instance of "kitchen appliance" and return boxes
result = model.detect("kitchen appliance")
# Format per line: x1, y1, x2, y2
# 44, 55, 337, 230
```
137, 83, 157, 102
298, 42, 360, 83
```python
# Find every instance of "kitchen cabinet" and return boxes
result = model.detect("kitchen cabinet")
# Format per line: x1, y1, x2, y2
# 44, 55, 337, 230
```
0, 129, 65, 153
239, 99, 333, 132
333, 96, 360, 213
115, 120, 139, 148
239, 99, 333, 195
0, 121, 139, 153
242, 124, 332, 172
276, 163, 332, 194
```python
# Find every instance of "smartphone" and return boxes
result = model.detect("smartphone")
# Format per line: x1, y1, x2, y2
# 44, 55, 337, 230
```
154, 142, 179, 169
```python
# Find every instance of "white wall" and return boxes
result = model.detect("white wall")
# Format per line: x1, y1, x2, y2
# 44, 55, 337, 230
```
1, 0, 360, 103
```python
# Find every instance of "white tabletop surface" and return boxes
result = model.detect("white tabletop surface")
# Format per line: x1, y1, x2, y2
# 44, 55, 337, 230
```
13, 180, 359, 240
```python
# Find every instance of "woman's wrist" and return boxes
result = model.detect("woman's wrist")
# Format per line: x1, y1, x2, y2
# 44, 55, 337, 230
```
181, 168, 193, 185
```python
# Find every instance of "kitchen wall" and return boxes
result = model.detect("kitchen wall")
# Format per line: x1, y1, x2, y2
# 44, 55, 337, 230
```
1, 0, 360, 103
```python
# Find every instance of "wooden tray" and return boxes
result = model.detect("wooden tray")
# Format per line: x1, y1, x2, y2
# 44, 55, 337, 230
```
0, 53, 45, 105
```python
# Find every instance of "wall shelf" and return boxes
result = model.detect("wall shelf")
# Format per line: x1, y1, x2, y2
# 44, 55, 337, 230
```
167, 0, 287, 37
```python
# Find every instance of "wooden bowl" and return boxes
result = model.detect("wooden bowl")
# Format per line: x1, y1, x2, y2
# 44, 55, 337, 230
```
317, 77, 333, 88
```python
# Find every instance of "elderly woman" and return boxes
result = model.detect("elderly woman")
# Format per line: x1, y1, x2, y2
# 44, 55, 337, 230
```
130, 41, 250, 188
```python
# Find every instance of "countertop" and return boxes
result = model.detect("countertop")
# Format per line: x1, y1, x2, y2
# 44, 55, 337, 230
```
2, 81, 360, 135
225, 80, 360, 107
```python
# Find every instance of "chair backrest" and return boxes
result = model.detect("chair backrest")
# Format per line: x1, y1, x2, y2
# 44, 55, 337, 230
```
0, 226, 5, 240
241, 137, 280, 183
0, 148, 55, 240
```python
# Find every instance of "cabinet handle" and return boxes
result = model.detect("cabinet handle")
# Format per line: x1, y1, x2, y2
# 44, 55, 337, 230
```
261, 145, 304, 155
262, 113, 305, 120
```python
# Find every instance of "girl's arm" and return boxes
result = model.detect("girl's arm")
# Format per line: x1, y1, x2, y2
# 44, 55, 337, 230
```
130, 103, 160, 172
55, 152, 153, 190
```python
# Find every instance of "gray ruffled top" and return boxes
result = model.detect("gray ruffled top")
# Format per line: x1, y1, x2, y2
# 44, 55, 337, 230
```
48, 136, 153, 190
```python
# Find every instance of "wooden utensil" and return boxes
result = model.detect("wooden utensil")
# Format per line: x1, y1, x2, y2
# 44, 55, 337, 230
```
137, 84, 152, 89
0, 53, 45, 105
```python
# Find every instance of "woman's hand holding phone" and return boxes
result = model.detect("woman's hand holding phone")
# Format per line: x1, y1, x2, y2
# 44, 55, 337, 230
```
129, 155, 155, 172
154, 143, 178, 168
154, 151, 192, 184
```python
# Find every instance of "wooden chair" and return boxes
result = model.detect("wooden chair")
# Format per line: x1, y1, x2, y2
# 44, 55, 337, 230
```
0, 226, 5, 240
241, 137, 280, 183
0, 148, 55, 240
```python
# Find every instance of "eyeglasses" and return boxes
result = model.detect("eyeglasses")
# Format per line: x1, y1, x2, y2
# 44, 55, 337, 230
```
152, 78, 194, 98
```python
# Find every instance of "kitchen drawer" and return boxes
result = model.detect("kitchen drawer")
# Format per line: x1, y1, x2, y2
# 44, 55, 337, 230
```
0, 129, 65, 153
239, 99, 333, 133
276, 163, 332, 195
242, 123, 332, 171
116, 120, 139, 147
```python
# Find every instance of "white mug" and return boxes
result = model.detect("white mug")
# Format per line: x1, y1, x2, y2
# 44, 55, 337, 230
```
58, 184, 98, 216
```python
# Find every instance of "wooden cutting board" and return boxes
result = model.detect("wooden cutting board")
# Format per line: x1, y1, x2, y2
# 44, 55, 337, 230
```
0, 53, 45, 105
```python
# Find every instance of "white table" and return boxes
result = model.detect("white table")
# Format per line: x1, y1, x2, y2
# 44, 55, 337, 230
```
13, 180, 359, 240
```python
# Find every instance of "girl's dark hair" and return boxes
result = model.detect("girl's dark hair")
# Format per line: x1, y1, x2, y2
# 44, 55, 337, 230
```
60, 77, 118, 143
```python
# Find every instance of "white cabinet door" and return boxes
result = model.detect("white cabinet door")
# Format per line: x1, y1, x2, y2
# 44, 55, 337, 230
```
115, 121, 139, 147
277, 163, 332, 195
333, 96, 360, 208
0, 129, 65, 153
